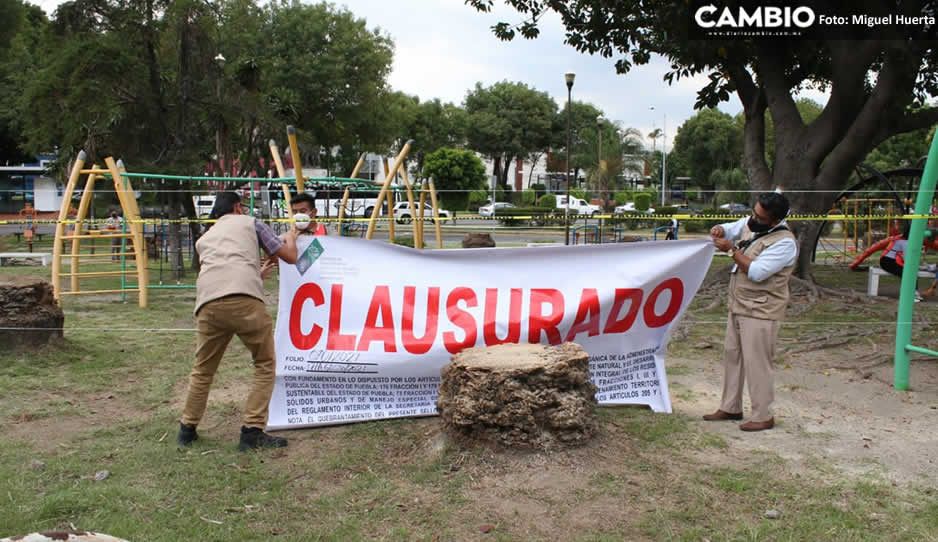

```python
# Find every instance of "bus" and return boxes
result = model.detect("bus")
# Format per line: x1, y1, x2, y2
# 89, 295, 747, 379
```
310, 185, 398, 218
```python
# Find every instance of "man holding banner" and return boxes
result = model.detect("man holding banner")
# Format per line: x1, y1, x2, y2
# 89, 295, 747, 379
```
178, 192, 299, 451
705, 192, 796, 432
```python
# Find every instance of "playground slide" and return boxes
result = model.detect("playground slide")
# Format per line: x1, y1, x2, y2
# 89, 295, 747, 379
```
849, 233, 938, 269
849, 236, 897, 269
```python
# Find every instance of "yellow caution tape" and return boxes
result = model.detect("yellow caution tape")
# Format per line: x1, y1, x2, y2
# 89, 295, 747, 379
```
2, 214, 937, 226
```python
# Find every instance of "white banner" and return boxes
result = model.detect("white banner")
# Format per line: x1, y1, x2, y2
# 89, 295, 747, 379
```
268, 236, 713, 430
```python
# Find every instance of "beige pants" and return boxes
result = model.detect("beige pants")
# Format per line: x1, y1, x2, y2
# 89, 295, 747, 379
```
719, 313, 780, 422
181, 295, 276, 429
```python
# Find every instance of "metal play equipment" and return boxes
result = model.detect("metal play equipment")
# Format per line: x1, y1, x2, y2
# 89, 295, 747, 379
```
269, 131, 443, 249
50, 128, 444, 307
51, 153, 150, 307
893, 132, 938, 390
811, 165, 923, 263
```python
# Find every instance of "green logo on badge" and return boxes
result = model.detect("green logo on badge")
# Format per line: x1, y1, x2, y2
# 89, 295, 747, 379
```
295, 238, 324, 275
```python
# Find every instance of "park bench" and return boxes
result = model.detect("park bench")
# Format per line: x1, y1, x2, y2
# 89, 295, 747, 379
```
13, 231, 46, 243
0, 252, 53, 266
867, 266, 934, 297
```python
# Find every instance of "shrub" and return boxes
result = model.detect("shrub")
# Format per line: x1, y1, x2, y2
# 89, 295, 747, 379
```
613, 191, 632, 206
529, 183, 547, 199
496, 207, 549, 227
570, 188, 588, 201
634, 192, 652, 212
683, 218, 725, 233
467, 190, 489, 211
520, 189, 537, 206
537, 194, 557, 209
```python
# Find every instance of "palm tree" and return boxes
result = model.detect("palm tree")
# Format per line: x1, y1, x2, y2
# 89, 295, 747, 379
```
590, 125, 647, 204
647, 128, 663, 153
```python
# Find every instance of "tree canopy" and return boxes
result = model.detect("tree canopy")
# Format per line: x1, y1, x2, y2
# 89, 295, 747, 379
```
468, 0, 938, 275
465, 80, 557, 187
668, 108, 742, 193
422, 147, 487, 210
2, 0, 395, 174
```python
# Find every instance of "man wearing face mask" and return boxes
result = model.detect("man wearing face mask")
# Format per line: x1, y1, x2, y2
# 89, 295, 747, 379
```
261, 192, 326, 279
288, 192, 327, 236
704, 192, 796, 432
178, 191, 299, 451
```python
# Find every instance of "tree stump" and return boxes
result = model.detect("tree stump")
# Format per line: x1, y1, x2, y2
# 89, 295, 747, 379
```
462, 233, 496, 248
0, 278, 64, 348
437, 343, 597, 449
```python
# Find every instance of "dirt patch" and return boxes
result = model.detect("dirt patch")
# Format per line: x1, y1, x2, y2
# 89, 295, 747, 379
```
6, 392, 136, 453
668, 340, 938, 485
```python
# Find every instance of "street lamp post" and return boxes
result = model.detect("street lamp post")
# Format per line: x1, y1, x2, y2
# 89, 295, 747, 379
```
564, 72, 575, 245
596, 115, 605, 206
662, 114, 667, 207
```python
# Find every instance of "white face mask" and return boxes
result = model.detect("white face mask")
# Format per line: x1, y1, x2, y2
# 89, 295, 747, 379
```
293, 213, 311, 230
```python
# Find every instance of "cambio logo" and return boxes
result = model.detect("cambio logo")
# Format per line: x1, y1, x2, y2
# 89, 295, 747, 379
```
695, 4, 816, 28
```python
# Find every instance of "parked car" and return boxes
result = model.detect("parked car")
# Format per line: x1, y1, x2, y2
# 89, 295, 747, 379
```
614, 202, 656, 215
719, 202, 751, 214
478, 202, 516, 217
393, 201, 452, 223
556, 195, 602, 216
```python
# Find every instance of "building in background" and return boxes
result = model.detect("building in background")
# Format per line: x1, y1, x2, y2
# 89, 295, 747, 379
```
0, 154, 61, 213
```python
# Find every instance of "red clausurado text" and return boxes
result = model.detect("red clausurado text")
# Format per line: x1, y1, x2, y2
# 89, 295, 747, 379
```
288, 278, 685, 354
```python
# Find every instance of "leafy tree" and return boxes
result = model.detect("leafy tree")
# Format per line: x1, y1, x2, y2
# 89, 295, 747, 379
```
422, 147, 487, 210
668, 109, 742, 195
260, 1, 394, 171
381, 93, 469, 177
465, 80, 556, 188
550, 100, 603, 178
467, 0, 938, 277
0, 0, 44, 164
865, 129, 931, 172
710, 168, 750, 206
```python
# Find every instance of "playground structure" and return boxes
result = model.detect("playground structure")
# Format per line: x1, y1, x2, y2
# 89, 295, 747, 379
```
50, 153, 150, 307
811, 166, 924, 264
894, 133, 938, 390
49, 127, 446, 307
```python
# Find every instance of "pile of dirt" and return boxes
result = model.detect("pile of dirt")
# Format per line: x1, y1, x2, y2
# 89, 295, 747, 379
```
437, 343, 597, 449
0, 278, 64, 348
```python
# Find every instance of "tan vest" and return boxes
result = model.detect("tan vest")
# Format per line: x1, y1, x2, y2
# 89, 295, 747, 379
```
194, 214, 265, 314
728, 226, 797, 321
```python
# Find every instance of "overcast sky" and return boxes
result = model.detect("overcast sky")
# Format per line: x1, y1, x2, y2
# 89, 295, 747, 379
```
32, 0, 827, 151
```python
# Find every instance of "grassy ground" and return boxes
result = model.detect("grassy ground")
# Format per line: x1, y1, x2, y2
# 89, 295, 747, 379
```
2, 240, 938, 540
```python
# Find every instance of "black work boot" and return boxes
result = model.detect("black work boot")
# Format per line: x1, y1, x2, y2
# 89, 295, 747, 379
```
238, 426, 288, 452
177, 423, 198, 447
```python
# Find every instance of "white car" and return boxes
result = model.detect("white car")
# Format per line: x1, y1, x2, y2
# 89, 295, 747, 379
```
478, 202, 516, 217
393, 201, 451, 223
556, 195, 602, 215
614, 202, 655, 214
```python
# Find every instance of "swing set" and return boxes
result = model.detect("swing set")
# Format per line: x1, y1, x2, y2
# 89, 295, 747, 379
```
50, 127, 445, 308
